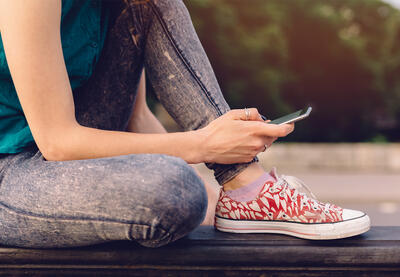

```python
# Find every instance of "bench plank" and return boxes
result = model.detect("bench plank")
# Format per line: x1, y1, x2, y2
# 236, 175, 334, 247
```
0, 226, 397, 276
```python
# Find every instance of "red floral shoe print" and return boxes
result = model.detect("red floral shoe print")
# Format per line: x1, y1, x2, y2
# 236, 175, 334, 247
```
215, 168, 370, 240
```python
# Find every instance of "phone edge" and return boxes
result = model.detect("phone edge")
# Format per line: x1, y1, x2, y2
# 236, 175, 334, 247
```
278, 106, 312, 125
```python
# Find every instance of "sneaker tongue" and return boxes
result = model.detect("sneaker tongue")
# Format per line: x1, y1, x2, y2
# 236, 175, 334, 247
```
285, 177, 315, 199
273, 170, 318, 200
269, 167, 279, 181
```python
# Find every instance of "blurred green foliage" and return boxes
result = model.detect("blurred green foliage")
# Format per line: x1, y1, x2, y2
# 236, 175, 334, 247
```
182, 0, 400, 142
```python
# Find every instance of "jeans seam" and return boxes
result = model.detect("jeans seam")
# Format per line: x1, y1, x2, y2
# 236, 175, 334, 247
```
0, 200, 158, 228
147, 0, 223, 117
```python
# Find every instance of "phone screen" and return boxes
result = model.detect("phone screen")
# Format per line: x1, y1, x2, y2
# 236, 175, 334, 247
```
269, 107, 312, 125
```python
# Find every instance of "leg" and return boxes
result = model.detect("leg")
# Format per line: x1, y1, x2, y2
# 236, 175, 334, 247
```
71, 1, 219, 226
115, 0, 259, 185
0, 148, 207, 248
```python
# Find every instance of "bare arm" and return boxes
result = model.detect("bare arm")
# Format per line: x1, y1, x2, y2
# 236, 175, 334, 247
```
0, 0, 200, 163
0, 0, 293, 164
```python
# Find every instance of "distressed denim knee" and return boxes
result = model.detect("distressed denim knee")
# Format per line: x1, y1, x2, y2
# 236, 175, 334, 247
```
133, 155, 208, 248
0, 151, 207, 248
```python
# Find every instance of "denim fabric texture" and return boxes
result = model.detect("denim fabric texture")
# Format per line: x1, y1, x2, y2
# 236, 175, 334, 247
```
0, 0, 257, 248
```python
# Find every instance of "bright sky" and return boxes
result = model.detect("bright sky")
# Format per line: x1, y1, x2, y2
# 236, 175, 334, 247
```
383, 0, 400, 8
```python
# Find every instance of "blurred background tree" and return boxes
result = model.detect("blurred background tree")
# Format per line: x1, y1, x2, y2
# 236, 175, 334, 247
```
169, 0, 400, 142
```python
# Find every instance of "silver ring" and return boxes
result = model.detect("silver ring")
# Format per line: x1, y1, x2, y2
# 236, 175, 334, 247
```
244, 107, 250, 121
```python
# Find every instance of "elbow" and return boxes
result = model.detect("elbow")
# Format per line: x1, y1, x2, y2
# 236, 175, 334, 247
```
40, 143, 70, 161
37, 124, 80, 162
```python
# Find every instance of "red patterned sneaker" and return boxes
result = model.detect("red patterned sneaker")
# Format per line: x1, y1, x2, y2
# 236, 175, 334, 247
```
215, 168, 370, 240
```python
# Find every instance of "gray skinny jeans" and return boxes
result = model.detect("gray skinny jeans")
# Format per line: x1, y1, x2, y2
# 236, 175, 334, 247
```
0, 0, 258, 248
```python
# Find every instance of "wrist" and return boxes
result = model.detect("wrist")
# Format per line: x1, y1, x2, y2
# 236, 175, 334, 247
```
186, 129, 208, 164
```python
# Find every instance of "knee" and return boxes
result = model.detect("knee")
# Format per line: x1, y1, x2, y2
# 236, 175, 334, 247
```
162, 156, 208, 224
137, 155, 208, 247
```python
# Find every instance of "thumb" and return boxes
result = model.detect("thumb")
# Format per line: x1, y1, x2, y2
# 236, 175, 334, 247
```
225, 108, 264, 121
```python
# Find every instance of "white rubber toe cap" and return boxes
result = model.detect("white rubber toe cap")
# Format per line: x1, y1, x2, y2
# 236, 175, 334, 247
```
342, 208, 366, 220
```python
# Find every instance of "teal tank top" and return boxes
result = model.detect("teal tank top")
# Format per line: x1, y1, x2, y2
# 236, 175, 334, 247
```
0, 0, 109, 153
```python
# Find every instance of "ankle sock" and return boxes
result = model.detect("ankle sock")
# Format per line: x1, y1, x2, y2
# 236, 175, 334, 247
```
225, 171, 276, 202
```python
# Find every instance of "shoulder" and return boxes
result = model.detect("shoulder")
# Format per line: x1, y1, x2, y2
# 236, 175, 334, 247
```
0, 0, 62, 32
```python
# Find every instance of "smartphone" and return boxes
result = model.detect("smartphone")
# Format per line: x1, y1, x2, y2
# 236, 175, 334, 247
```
266, 107, 312, 125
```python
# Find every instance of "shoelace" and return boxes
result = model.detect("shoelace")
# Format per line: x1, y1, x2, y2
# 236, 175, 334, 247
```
277, 174, 332, 211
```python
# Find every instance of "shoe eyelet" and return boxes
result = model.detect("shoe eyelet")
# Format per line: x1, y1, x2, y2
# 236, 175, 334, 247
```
268, 212, 273, 217
269, 188, 275, 193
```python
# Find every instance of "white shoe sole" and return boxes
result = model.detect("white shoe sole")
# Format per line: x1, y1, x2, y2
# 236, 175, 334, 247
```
215, 213, 371, 240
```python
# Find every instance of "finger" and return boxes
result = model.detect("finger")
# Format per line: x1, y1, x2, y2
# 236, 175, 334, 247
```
246, 108, 264, 121
258, 145, 267, 153
225, 108, 263, 121
262, 137, 275, 147
263, 136, 277, 145
258, 141, 272, 153
285, 123, 295, 133
251, 121, 294, 137
282, 123, 294, 136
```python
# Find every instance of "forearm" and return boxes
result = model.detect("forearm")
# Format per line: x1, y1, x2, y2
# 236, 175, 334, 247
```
48, 122, 202, 164
127, 108, 204, 168
52, 67, 200, 165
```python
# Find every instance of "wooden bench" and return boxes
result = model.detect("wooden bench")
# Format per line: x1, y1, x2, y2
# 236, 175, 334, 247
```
0, 226, 398, 276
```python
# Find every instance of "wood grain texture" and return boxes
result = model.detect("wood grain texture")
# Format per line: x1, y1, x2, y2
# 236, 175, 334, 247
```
0, 226, 398, 276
